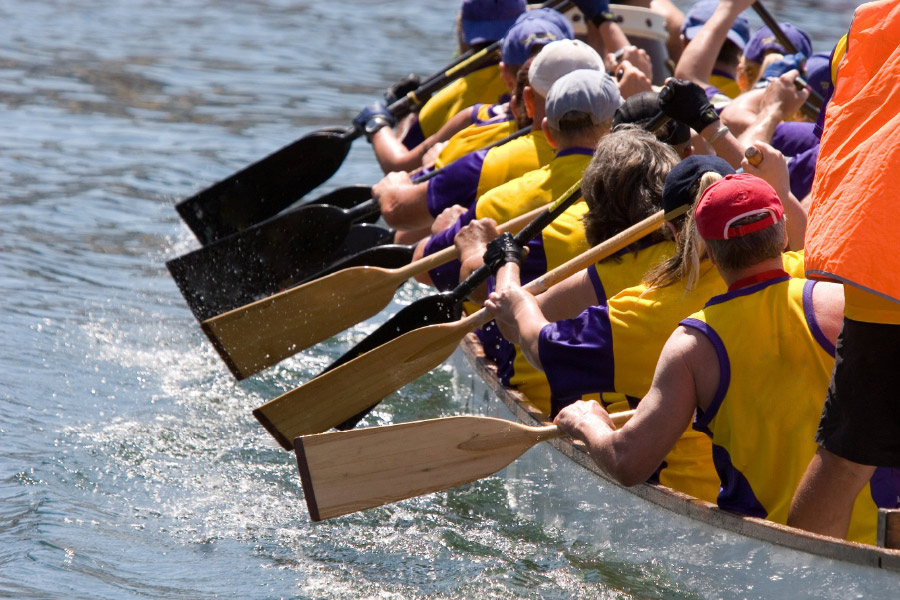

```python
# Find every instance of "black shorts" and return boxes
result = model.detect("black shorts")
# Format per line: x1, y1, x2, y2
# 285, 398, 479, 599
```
816, 317, 900, 468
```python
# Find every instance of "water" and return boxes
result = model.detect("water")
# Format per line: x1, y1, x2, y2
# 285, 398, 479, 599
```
0, 1, 894, 598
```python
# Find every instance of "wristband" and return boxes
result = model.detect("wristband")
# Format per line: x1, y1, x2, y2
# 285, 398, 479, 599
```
364, 115, 391, 141
707, 125, 730, 145
483, 233, 525, 275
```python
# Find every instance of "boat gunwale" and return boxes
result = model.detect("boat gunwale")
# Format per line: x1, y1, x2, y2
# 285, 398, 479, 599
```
458, 332, 900, 572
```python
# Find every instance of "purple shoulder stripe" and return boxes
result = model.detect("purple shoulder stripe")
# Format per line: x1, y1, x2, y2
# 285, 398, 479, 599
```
802, 280, 836, 357
680, 317, 730, 434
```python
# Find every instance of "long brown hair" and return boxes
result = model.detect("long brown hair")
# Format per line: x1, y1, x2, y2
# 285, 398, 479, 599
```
581, 128, 679, 260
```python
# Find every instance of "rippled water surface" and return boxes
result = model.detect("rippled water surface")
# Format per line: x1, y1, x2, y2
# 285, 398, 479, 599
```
0, 1, 894, 598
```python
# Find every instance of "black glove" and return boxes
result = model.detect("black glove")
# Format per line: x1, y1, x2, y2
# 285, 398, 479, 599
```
352, 102, 396, 141
384, 73, 420, 105
482, 233, 525, 275
658, 79, 719, 134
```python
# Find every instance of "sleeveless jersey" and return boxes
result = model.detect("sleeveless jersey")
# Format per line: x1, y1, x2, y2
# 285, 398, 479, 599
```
536, 251, 807, 502
416, 63, 509, 141
805, 0, 900, 305
681, 276, 891, 543
426, 129, 555, 218
424, 149, 591, 292
434, 108, 517, 169
507, 238, 675, 416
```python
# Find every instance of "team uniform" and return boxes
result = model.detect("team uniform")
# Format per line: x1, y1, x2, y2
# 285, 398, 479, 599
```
804, 0, 900, 467
426, 128, 556, 220
402, 63, 510, 148
536, 252, 807, 502
433, 103, 519, 169
502, 238, 676, 416
425, 146, 589, 291
681, 274, 899, 543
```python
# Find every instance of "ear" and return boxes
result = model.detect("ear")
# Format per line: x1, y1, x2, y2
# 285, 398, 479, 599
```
541, 118, 558, 149
523, 85, 536, 119
499, 62, 517, 92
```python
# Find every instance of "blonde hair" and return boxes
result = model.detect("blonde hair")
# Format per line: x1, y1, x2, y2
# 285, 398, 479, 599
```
641, 171, 722, 291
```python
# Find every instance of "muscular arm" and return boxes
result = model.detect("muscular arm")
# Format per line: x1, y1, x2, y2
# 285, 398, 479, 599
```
535, 269, 600, 322
484, 262, 549, 369
554, 325, 714, 486
674, 0, 751, 88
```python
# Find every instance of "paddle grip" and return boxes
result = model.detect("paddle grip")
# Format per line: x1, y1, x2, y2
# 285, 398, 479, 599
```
751, 1, 824, 109
449, 184, 583, 304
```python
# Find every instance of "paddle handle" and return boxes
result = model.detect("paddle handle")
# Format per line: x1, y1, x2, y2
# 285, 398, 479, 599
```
394, 203, 551, 279
344, 198, 380, 221
451, 181, 583, 303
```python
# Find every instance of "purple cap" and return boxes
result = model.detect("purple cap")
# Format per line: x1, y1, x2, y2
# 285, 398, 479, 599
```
461, 0, 527, 45
804, 51, 832, 99
514, 7, 575, 39
501, 16, 568, 66
743, 23, 812, 63
680, 0, 750, 50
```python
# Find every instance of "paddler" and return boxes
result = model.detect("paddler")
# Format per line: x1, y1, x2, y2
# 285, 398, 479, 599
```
371, 39, 605, 235
548, 173, 899, 543
787, 0, 900, 541
357, 12, 570, 174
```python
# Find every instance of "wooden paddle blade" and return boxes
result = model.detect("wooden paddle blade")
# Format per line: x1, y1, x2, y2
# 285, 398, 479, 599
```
167, 204, 356, 321
202, 265, 402, 380
176, 127, 356, 245
294, 416, 559, 521
254, 316, 478, 449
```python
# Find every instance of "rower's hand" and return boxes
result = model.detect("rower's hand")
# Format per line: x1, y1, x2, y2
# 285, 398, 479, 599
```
431, 204, 467, 235
759, 69, 809, 121
484, 275, 541, 346
352, 102, 396, 141
554, 399, 616, 441
607, 46, 652, 81
658, 79, 719, 134
454, 218, 500, 267
615, 59, 653, 99
372, 171, 412, 211
741, 141, 791, 203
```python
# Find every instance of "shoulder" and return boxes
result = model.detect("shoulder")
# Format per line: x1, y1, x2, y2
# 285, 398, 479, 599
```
811, 280, 845, 345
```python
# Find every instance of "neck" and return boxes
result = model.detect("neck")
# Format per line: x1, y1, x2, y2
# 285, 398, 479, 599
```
718, 257, 786, 288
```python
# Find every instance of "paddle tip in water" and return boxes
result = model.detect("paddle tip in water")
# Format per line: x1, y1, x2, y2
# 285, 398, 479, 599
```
253, 407, 294, 451
293, 437, 323, 522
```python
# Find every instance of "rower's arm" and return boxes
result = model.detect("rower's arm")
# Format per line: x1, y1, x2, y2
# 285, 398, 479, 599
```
370, 106, 477, 173
554, 325, 709, 486
674, 0, 749, 88
484, 262, 549, 369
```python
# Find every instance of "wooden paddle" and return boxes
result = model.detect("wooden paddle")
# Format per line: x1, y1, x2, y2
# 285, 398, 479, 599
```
295, 410, 634, 521
169, 126, 532, 322
253, 208, 673, 449
173, 0, 566, 246
202, 202, 548, 380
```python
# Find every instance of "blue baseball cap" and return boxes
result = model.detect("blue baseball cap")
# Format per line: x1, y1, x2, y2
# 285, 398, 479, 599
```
461, 0, 527, 45
680, 0, 750, 51
804, 51, 832, 99
514, 7, 575, 39
501, 16, 568, 66
663, 154, 735, 215
743, 23, 812, 63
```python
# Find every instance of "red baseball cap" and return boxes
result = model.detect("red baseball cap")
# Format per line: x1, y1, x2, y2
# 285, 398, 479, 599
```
695, 173, 784, 240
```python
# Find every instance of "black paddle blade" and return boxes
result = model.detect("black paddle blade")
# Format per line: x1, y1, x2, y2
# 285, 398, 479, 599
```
336, 223, 395, 256
317, 292, 463, 431
168, 204, 359, 321
176, 127, 356, 245
301, 185, 379, 223
297, 244, 415, 286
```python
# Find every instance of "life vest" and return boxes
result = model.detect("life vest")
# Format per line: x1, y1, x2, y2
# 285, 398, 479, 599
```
805, 0, 900, 305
